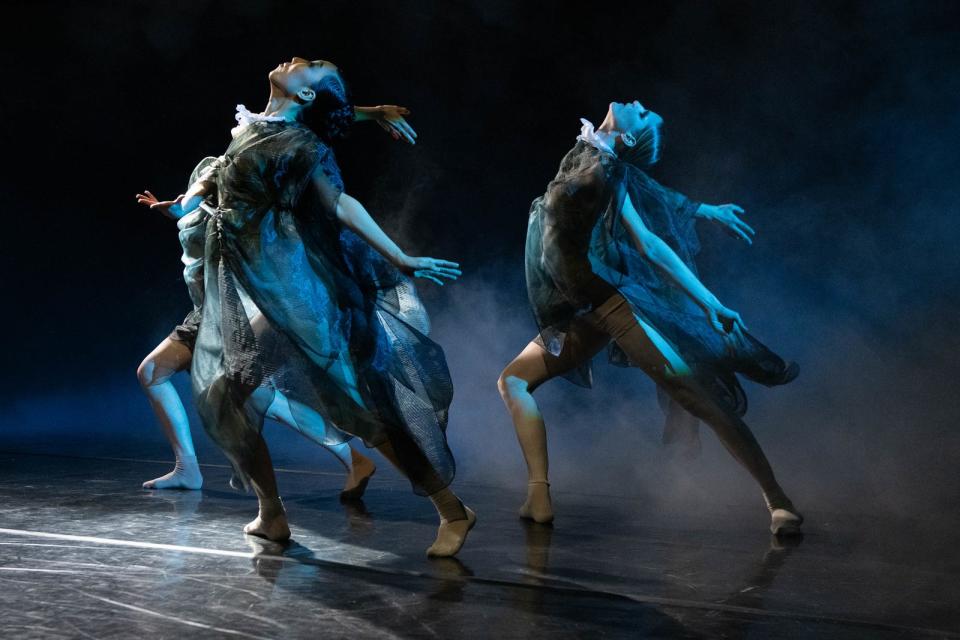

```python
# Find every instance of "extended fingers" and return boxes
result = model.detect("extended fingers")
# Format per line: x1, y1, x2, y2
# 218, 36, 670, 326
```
389, 117, 417, 144
434, 264, 462, 276
730, 225, 754, 244
415, 271, 444, 285
398, 118, 418, 141
735, 217, 756, 237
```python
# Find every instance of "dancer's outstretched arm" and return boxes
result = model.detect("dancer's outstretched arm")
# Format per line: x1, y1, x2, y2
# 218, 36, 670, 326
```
619, 192, 746, 339
332, 190, 461, 285
136, 177, 211, 220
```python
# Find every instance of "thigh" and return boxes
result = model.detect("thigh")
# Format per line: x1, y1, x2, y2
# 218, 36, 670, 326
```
610, 319, 732, 423
504, 321, 610, 393
589, 295, 691, 380
265, 390, 334, 443
139, 338, 193, 386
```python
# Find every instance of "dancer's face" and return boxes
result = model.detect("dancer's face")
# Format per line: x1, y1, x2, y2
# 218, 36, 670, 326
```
268, 57, 340, 100
603, 100, 663, 139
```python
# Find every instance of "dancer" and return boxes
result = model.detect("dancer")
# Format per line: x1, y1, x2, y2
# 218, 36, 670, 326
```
498, 101, 802, 535
136, 101, 416, 496
142, 57, 474, 557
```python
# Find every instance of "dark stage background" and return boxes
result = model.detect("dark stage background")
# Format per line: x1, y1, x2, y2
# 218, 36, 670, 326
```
1, 1, 958, 521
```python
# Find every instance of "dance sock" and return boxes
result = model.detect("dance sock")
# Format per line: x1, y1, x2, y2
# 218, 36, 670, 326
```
340, 449, 377, 500
142, 454, 203, 490
764, 491, 804, 536
519, 480, 554, 524
426, 488, 475, 558
243, 496, 291, 542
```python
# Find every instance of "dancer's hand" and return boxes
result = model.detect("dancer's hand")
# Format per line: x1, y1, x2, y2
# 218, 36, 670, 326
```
136, 190, 185, 220
705, 301, 748, 349
398, 256, 461, 285
698, 203, 755, 245
358, 105, 418, 144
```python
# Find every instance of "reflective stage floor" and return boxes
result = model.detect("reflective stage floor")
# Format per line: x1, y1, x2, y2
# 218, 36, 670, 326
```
1, 452, 957, 639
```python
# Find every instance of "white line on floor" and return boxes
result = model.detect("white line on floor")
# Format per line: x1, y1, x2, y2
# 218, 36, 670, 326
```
0, 527, 255, 559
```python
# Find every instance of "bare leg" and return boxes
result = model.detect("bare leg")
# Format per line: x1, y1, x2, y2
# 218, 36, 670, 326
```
662, 398, 702, 460
593, 297, 802, 534
241, 433, 290, 542
138, 338, 203, 490
249, 312, 375, 496
263, 390, 376, 498
498, 330, 609, 523
322, 349, 473, 555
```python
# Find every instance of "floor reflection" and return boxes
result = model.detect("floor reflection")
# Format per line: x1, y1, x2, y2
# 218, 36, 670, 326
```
3, 453, 956, 638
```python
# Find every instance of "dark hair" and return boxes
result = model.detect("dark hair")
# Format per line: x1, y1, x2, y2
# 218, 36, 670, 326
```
621, 124, 662, 168
298, 69, 353, 143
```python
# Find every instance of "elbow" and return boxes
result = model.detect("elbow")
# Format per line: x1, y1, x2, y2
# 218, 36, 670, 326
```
334, 199, 353, 225
633, 231, 656, 259
334, 201, 347, 223
335, 192, 358, 225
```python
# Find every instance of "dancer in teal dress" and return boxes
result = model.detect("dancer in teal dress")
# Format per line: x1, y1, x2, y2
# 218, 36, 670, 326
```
498, 101, 802, 535
139, 58, 473, 556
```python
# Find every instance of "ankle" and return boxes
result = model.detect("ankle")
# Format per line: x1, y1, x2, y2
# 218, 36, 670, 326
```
429, 488, 467, 522
763, 490, 793, 513
258, 496, 285, 518
173, 454, 199, 474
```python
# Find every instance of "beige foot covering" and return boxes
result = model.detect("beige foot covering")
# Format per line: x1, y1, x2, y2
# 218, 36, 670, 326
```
243, 497, 291, 542
426, 488, 475, 557
765, 493, 804, 536
770, 508, 804, 536
518, 481, 554, 524
427, 507, 477, 558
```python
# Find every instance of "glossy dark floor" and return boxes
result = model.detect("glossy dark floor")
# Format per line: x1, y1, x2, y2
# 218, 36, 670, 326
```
1, 452, 957, 639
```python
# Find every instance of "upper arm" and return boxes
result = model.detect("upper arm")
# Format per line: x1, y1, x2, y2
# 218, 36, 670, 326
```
618, 192, 655, 255
333, 191, 359, 223
306, 144, 345, 216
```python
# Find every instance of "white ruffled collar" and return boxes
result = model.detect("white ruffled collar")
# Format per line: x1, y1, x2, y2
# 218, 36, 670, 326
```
576, 118, 618, 158
231, 104, 287, 136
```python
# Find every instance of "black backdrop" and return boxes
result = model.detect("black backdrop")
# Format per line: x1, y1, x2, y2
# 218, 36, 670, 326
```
2, 1, 958, 517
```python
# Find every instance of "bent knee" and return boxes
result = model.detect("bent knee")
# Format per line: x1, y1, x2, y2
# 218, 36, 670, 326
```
497, 371, 531, 399
136, 359, 155, 389
137, 357, 172, 389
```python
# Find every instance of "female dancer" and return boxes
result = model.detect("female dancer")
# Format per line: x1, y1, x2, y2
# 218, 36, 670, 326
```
142, 57, 473, 557
136, 102, 416, 496
498, 102, 802, 535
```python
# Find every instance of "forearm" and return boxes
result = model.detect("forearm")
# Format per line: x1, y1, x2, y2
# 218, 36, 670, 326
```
173, 182, 211, 217
637, 232, 719, 310
336, 193, 407, 266
353, 106, 378, 122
